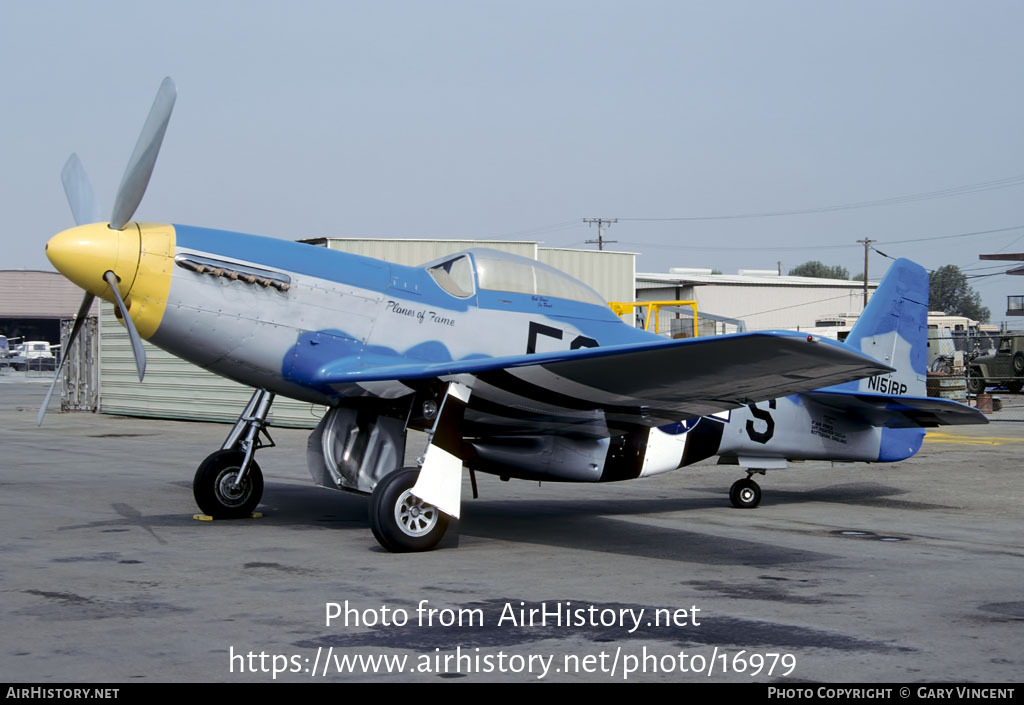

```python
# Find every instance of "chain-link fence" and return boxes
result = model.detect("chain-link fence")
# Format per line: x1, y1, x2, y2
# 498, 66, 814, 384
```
929, 331, 1024, 421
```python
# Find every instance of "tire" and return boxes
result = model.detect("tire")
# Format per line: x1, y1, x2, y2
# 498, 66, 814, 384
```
193, 450, 263, 518
1013, 351, 1024, 375
966, 371, 986, 396
369, 467, 449, 552
729, 477, 762, 509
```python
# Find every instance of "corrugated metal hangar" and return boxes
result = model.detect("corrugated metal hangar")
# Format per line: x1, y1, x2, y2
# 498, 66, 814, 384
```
303, 238, 637, 304
0, 270, 97, 343
637, 268, 878, 336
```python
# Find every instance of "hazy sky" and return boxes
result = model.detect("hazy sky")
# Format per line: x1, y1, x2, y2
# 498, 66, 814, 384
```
3, 1, 1023, 323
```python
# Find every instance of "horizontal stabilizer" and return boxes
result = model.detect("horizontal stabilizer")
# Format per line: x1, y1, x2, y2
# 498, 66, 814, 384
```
804, 390, 988, 428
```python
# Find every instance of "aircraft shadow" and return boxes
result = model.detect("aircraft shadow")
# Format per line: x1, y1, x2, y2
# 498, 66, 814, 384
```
62, 479, 942, 564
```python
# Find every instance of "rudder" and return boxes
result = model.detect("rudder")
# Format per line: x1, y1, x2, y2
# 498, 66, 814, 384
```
837, 258, 928, 397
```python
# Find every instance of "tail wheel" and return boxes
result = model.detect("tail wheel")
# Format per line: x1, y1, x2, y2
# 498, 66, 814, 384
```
193, 450, 263, 518
369, 467, 450, 552
730, 477, 762, 509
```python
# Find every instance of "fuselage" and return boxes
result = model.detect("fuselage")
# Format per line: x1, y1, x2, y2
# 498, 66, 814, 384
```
47, 222, 656, 400
46, 221, 920, 483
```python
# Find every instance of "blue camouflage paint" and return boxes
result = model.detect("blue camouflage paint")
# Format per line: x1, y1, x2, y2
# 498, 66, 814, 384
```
282, 330, 365, 393
476, 289, 628, 324
878, 427, 925, 461
281, 328, 470, 391
828, 258, 928, 393
176, 224, 476, 312
175, 225, 392, 292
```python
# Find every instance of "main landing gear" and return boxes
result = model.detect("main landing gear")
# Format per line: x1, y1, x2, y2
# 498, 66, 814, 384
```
369, 467, 450, 552
193, 389, 275, 518
367, 382, 471, 552
729, 471, 763, 509
193, 382, 467, 551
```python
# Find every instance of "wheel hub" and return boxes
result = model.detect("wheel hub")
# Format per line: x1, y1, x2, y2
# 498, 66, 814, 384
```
394, 489, 438, 537
217, 470, 249, 505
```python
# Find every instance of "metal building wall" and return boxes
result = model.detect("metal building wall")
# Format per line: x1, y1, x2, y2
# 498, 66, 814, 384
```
98, 303, 326, 427
317, 238, 538, 267
537, 248, 635, 304
319, 238, 635, 303
637, 282, 871, 332
0, 270, 97, 318
697, 284, 867, 331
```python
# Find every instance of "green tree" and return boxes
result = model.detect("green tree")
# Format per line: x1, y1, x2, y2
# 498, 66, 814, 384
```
788, 261, 850, 279
929, 265, 990, 322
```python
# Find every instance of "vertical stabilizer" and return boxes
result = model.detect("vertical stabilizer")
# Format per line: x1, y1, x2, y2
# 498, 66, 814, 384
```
837, 258, 928, 397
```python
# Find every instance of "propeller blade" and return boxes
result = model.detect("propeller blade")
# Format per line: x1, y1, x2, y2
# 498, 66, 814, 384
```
60, 154, 103, 226
109, 77, 176, 231
103, 270, 147, 381
38, 292, 95, 425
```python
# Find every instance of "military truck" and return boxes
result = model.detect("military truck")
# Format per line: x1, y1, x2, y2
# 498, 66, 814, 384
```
966, 333, 1024, 394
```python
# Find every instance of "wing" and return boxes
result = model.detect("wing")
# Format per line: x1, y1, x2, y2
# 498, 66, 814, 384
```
803, 390, 988, 428
315, 331, 893, 436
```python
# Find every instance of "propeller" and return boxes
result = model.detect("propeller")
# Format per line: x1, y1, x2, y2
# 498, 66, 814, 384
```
103, 270, 147, 381
110, 76, 176, 231
39, 78, 176, 424
60, 154, 102, 226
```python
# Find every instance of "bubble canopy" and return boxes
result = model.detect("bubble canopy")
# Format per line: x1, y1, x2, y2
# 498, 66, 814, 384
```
424, 248, 607, 306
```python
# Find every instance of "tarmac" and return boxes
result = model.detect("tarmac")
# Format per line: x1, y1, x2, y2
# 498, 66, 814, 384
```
1, 371, 1022, 683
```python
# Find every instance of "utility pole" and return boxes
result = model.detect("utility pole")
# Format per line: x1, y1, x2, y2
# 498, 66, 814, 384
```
584, 218, 617, 250
857, 237, 875, 307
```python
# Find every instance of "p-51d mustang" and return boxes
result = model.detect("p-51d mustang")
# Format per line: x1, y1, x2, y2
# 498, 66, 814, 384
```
43, 78, 986, 551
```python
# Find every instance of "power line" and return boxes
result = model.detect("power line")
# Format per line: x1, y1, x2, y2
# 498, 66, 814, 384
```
965, 271, 1012, 280
960, 262, 1017, 273
616, 240, 857, 252
735, 293, 862, 321
614, 224, 1024, 256
876, 224, 1024, 245
615, 174, 1024, 222
493, 220, 581, 239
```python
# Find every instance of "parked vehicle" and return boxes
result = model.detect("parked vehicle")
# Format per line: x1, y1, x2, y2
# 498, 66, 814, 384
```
966, 334, 1024, 394
14, 341, 57, 371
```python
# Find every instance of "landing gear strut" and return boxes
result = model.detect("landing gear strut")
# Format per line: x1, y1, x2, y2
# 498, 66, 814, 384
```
193, 389, 275, 518
367, 381, 470, 552
729, 472, 763, 509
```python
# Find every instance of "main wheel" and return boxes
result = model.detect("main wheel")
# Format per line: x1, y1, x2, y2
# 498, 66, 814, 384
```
193, 450, 263, 518
369, 467, 449, 552
966, 372, 986, 396
1013, 351, 1024, 375
729, 477, 762, 509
